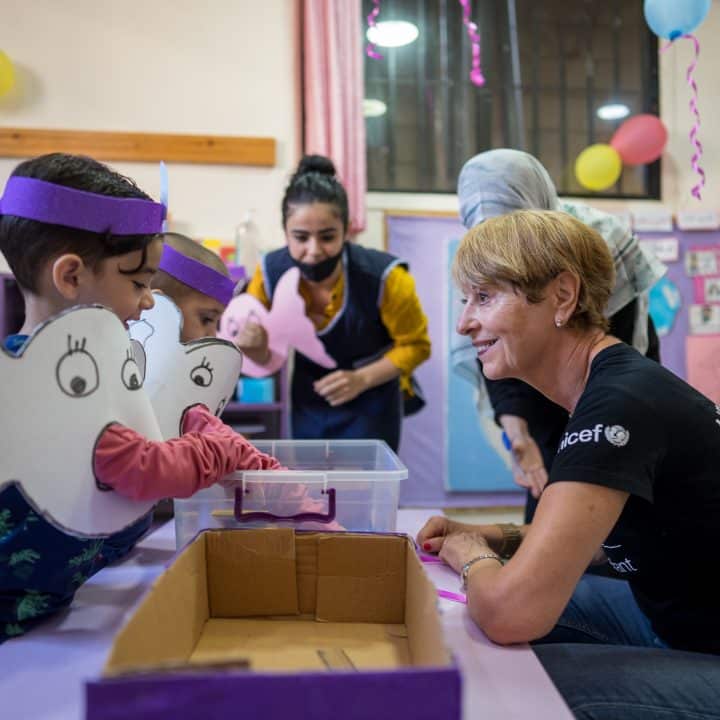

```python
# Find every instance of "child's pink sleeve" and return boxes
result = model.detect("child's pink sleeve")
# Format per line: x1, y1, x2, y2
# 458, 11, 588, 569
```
182, 405, 283, 471
186, 408, 342, 529
94, 405, 282, 501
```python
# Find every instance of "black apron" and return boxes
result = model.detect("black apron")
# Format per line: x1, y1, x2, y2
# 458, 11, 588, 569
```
263, 244, 403, 450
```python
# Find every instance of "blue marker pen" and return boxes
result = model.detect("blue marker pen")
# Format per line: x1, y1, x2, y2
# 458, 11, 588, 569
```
502, 431, 512, 452
502, 431, 523, 479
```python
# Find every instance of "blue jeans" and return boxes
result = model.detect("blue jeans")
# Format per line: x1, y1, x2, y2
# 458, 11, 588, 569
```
535, 574, 667, 647
533, 576, 720, 719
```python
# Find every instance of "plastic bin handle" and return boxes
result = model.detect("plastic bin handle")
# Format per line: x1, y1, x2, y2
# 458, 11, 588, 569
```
233, 487, 337, 524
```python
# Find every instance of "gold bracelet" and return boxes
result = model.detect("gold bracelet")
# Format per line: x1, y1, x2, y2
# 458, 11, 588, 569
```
497, 523, 523, 559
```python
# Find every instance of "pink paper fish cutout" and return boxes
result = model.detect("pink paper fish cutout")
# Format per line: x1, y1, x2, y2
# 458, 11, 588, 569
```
218, 267, 337, 377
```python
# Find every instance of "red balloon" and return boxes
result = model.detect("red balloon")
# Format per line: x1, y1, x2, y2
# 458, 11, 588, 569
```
610, 114, 668, 165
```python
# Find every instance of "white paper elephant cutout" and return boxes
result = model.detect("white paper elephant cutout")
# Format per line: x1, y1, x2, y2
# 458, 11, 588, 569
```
129, 293, 243, 439
218, 267, 337, 377
0, 306, 162, 537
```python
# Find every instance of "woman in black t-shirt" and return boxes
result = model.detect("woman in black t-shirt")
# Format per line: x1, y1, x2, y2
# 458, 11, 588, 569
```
418, 210, 720, 717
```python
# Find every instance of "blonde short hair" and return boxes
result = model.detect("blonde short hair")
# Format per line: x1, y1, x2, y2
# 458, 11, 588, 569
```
152, 232, 230, 302
453, 210, 615, 332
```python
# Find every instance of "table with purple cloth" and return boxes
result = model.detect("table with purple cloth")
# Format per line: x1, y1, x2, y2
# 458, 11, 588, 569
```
0, 509, 571, 719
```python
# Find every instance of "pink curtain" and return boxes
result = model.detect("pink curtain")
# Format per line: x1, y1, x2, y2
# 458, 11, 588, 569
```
302, 0, 366, 233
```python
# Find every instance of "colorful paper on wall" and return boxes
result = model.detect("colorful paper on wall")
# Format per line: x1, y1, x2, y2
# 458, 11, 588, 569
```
639, 237, 679, 263
446, 237, 514, 492
677, 210, 720, 231
631, 208, 673, 232
692, 275, 720, 304
685, 246, 720, 276
688, 304, 720, 335
686, 336, 720, 403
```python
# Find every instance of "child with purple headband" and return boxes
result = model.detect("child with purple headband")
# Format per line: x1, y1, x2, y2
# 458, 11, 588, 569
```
151, 232, 236, 341
0, 153, 281, 642
150, 232, 343, 532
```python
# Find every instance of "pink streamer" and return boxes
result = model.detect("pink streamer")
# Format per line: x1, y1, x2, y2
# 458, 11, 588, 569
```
437, 589, 467, 604
366, 0, 383, 60
459, 0, 485, 86
417, 551, 467, 602
661, 34, 705, 201
418, 551, 443, 564
685, 34, 705, 201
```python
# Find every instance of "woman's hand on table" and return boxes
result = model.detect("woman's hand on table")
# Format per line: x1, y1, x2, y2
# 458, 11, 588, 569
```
416, 515, 454, 553
417, 516, 496, 573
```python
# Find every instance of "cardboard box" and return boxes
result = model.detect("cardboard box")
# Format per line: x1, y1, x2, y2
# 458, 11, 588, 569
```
86, 529, 461, 720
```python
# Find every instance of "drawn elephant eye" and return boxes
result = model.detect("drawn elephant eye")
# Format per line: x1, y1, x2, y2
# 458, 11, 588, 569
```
190, 357, 213, 388
56, 336, 99, 398
121, 353, 143, 391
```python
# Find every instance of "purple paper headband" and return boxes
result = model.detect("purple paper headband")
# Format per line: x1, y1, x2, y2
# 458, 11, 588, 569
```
0, 176, 166, 235
158, 243, 235, 306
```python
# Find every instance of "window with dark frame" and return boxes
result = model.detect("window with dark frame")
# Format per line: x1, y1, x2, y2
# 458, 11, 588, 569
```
363, 0, 660, 198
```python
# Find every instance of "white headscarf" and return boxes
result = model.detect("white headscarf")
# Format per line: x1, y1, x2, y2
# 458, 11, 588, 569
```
452, 149, 666, 383
458, 148, 558, 227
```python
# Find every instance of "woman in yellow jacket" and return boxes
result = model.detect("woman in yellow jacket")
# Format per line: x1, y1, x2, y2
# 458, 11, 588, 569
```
238, 155, 430, 451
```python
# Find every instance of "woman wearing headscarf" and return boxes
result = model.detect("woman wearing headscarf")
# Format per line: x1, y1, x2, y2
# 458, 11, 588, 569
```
455, 149, 666, 521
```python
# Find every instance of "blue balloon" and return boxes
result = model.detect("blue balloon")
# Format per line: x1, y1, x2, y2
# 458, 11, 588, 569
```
644, 0, 711, 40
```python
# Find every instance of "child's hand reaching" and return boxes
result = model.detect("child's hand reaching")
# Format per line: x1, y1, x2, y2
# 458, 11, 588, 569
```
235, 312, 271, 365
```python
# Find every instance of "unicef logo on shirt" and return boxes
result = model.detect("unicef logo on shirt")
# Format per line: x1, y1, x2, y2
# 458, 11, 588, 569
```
604, 425, 630, 447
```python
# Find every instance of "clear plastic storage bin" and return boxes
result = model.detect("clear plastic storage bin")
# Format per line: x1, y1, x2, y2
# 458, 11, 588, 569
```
173, 439, 407, 548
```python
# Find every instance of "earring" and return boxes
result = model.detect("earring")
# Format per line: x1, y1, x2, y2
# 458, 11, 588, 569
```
555, 319, 563, 328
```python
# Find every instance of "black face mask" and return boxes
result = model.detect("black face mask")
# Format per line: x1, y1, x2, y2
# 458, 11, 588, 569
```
292, 245, 344, 282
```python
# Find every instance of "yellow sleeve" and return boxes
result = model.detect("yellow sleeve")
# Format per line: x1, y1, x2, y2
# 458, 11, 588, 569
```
245, 264, 272, 309
379, 266, 431, 383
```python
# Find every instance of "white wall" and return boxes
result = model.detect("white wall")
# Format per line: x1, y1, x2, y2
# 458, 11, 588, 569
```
359, 0, 720, 250
1, 1, 719, 262
0, 0, 300, 272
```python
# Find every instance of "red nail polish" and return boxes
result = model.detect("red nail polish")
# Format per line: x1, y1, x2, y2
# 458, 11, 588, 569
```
423, 542, 432, 551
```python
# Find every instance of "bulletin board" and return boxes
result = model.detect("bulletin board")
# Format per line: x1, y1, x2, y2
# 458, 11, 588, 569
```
386, 215, 720, 509
386, 213, 521, 508
640, 229, 720, 402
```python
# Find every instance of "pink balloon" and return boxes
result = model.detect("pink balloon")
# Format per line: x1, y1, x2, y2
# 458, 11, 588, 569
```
610, 114, 668, 165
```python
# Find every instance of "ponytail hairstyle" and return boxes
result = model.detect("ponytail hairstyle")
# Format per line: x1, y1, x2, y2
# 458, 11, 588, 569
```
281, 154, 349, 231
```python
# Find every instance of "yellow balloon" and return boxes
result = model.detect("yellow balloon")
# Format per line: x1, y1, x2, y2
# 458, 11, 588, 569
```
574, 144, 622, 191
0, 51, 16, 97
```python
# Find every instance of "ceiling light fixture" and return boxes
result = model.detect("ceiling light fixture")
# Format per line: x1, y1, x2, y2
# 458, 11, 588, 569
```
363, 99, 388, 118
366, 21, 419, 48
597, 103, 631, 120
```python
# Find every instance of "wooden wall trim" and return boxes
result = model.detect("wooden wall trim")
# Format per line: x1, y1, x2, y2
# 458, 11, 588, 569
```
0, 127, 276, 167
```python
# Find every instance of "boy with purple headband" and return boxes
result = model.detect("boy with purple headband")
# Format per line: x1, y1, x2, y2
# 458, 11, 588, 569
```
151, 232, 345, 532
152, 232, 236, 341
0, 153, 281, 641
